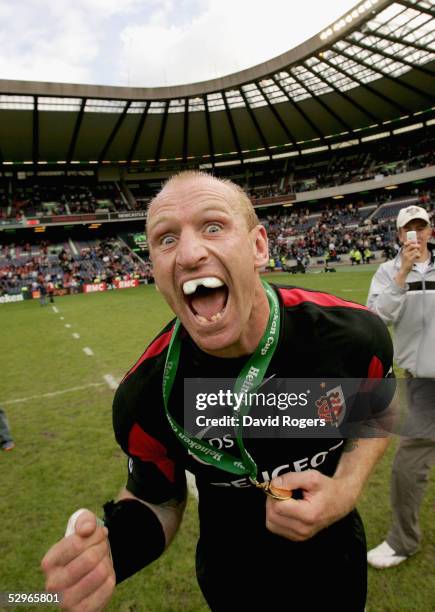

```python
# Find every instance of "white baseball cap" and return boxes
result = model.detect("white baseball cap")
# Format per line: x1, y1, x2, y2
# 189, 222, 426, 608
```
396, 205, 430, 229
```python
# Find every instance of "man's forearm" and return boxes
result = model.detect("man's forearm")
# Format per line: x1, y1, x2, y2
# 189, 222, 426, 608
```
333, 437, 391, 512
117, 487, 186, 547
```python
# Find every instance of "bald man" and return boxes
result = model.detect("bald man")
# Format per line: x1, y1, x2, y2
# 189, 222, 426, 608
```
42, 172, 395, 611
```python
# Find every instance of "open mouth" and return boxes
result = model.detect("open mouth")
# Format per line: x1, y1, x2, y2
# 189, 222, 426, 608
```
182, 277, 229, 324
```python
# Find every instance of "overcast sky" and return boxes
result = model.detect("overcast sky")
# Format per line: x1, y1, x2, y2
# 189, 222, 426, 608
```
0, 0, 358, 88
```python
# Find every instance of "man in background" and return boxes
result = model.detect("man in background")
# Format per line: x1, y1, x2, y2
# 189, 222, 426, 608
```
0, 407, 15, 451
367, 205, 435, 568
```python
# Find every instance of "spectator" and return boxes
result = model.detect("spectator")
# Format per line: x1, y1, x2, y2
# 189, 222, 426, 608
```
363, 247, 374, 264
0, 407, 15, 451
366, 205, 435, 568
39, 282, 48, 306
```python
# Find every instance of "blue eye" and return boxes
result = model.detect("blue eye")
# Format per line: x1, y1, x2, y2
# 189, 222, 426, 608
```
206, 224, 221, 234
161, 235, 176, 246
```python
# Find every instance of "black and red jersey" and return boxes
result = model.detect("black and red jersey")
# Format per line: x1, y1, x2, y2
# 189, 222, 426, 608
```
113, 284, 394, 610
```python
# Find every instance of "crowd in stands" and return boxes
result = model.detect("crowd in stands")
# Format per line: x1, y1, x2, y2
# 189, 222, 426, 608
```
291, 148, 435, 194
246, 130, 435, 199
0, 237, 152, 297
1, 129, 434, 297
0, 181, 129, 221
260, 190, 434, 268
1, 129, 434, 222
1, 190, 433, 297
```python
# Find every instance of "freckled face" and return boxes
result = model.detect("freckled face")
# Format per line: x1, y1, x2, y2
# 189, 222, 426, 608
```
147, 177, 269, 356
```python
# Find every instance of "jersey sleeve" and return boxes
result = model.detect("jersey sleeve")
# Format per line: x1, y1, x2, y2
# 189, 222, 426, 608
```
343, 312, 396, 437
126, 455, 187, 505
112, 326, 187, 505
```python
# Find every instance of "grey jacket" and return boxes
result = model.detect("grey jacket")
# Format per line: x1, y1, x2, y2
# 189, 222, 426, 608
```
367, 244, 435, 377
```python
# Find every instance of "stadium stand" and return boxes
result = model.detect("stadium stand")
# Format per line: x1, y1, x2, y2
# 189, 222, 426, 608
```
0, 236, 152, 297
2, 2, 435, 609
7, 178, 130, 220
1, 184, 432, 297
0, 0, 433, 300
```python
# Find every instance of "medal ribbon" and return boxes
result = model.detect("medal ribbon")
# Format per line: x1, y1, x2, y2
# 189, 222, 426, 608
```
162, 280, 280, 482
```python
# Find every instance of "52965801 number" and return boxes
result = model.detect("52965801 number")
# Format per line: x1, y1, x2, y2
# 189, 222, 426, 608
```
0, 592, 62, 607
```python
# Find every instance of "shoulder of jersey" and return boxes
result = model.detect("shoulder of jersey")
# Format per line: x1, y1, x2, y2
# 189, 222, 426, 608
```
120, 320, 176, 385
276, 285, 370, 313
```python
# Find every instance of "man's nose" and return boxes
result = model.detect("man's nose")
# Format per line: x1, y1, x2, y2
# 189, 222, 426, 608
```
175, 229, 208, 269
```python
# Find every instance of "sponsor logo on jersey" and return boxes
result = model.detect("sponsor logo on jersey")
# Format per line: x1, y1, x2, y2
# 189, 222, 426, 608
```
207, 441, 344, 488
315, 384, 346, 427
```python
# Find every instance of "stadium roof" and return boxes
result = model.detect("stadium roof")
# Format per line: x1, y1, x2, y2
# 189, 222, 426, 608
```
0, 0, 434, 170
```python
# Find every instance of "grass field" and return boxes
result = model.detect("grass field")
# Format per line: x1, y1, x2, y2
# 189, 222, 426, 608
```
0, 269, 434, 612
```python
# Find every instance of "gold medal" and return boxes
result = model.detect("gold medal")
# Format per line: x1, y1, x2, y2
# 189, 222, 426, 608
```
252, 479, 292, 501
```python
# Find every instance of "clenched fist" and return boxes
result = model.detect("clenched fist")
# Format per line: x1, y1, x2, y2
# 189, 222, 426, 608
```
41, 509, 115, 611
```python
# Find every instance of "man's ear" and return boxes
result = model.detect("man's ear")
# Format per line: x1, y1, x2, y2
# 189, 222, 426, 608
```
252, 224, 269, 269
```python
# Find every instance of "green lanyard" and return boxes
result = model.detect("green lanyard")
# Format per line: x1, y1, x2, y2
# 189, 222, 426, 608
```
162, 280, 280, 484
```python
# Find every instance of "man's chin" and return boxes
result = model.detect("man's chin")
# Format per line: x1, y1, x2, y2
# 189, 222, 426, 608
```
184, 321, 240, 357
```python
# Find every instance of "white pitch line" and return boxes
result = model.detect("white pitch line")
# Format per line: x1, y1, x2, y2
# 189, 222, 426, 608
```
83, 347, 94, 356
2, 382, 105, 405
72, 333, 80, 339
342, 289, 355, 292
103, 374, 119, 390
65, 324, 71, 328
185, 471, 198, 500
52, 306, 59, 313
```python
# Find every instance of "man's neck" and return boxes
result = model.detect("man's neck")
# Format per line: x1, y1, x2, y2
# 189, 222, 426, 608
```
415, 248, 430, 263
203, 281, 271, 359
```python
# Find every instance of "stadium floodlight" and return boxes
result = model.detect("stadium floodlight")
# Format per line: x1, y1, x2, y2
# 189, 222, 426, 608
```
271, 151, 299, 159
302, 146, 328, 155
361, 131, 390, 142
393, 123, 423, 135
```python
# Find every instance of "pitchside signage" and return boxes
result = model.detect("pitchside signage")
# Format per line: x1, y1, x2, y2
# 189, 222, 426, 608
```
114, 211, 147, 220
27, 211, 147, 226
0, 294, 24, 304
82, 280, 139, 293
